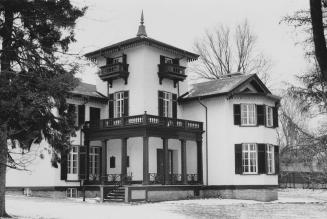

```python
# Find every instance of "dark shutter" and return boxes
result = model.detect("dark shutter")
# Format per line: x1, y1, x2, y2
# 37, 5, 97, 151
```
274, 146, 279, 174
126, 156, 130, 168
109, 94, 114, 119
98, 147, 102, 177
78, 105, 85, 126
172, 93, 177, 119
90, 107, 100, 122
235, 144, 243, 174
68, 104, 77, 126
257, 144, 267, 174
233, 104, 241, 125
273, 107, 279, 128
79, 146, 87, 180
123, 91, 129, 116
60, 151, 68, 180
160, 55, 165, 64
257, 105, 265, 126
173, 58, 179, 65
122, 54, 127, 64
158, 91, 164, 117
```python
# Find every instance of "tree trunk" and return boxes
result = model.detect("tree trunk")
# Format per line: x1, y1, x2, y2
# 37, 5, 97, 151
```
0, 125, 9, 217
310, 0, 327, 81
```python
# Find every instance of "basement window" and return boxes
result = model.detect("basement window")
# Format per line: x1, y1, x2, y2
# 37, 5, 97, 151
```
66, 188, 78, 198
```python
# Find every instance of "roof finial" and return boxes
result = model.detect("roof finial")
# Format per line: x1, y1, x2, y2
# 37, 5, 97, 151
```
137, 10, 147, 37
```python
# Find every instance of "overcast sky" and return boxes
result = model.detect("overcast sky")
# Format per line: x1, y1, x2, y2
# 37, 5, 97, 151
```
71, 0, 310, 91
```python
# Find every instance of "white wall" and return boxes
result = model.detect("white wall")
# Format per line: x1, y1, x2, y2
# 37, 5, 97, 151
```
182, 95, 279, 186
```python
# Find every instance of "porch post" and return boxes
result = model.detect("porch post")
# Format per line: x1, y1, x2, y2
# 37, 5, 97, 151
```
163, 138, 169, 185
143, 136, 149, 185
181, 139, 187, 184
196, 140, 203, 184
121, 138, 128, 185
101, 140, 107, 183
85, 139, 90, 182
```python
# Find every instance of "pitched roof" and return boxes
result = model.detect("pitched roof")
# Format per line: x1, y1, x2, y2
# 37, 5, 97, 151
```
181, 73, 280, 102
84, 36, 199, 62
69, 82, 107, 102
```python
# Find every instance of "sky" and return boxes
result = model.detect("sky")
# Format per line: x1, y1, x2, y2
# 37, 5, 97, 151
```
70, 0, 310, 92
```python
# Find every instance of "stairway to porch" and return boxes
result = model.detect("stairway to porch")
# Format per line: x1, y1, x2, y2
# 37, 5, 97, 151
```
104, 187, 125, 202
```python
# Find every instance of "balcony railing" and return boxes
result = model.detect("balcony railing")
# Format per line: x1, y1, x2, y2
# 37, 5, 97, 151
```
158, 63, 186, 75
99, 62, 129, 84
84, 114, 203, 132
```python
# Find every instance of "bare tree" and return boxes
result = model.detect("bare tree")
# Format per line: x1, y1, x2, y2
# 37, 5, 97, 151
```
192, 21, 271, 84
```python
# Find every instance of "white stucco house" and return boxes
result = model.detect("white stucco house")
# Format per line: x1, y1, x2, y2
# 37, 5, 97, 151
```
6, 13, 280, 202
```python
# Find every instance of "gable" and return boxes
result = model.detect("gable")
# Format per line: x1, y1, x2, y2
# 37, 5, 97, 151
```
236, 77, 268, 94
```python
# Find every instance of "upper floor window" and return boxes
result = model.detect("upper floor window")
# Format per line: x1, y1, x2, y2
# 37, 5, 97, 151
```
109, 91, 129, 118
67, 146, 79, 174
160, 55, 179, 65
241, 104, 256, 126
266, 144, 275, 174
114, 92, 125, 118
106, 54, 126, 65
158, 91, 177, 118
266, 106, 273, 127
242, 143, 257, 174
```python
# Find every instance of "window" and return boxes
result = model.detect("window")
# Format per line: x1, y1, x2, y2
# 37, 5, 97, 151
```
242, 143, 257, 174
266, 144, 275, 174
127, 156, 130, 168
114, 92, 125, 118
241, 104, 256, 126
163, 92, 173, 117
66, 188, 78, 198
89, 147, 100, 179
110, 156, 116, 168
266, 106, 273, 127
67, 146, 78, 174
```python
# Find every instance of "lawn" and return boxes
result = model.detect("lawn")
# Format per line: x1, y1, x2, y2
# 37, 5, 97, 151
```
5, 189, 327, 219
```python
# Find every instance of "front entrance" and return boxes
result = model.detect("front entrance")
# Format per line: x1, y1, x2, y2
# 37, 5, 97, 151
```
157, 149, 173, 184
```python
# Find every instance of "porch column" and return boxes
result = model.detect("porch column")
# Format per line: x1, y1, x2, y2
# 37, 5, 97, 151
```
85, 139, 90, 181
143, 136, 149, 185
197, 140, 203, 184
101, 140, 107, 183
181, 139, 187, 184
121, 138, 128, 185
163, 138, 169, 185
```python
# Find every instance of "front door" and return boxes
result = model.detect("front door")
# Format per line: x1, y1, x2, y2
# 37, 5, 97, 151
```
157, 149, 173, 184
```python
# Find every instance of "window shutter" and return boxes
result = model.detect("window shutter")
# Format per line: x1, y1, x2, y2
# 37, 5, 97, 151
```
79, 146, 87, 180
160, 55, 165, 64
108, 94, 114, 119
235, 144, 242, 174
123, 91, 129, 116
122, 54, 127, 64
78, 105, 85, 126
257, 144, 267, 174
60, 152, 68, 180
233, 104, 241, 125
274, 145, 279, 174
173, 58, 179, 65
68, 104, 77, 126
256, 105, 265, 126
98, 147, 102, 177
110, 156, 116, 168
158, 91, 164, 117
172, 93, 177, 119
273, 106, 279, 128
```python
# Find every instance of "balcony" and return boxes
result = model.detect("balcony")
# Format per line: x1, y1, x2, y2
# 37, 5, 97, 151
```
99, 62, 129, 86
158, 63, 187, 87
84, 114, 203, 132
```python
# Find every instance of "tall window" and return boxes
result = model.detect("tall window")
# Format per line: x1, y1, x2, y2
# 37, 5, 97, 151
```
242, 143, 257, 174
163, 92, 173, 117
266, 144, 275, 174
114, 92, 124, 118
266, 106, 273, 127
67, 146, 78, 174
241, 104, 256, 125
89, 147, 100, 178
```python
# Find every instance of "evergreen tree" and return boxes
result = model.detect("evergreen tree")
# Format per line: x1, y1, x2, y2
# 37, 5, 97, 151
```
0, 0, 86, 217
